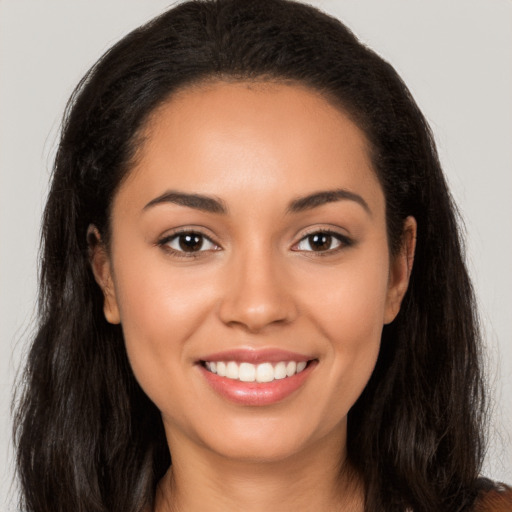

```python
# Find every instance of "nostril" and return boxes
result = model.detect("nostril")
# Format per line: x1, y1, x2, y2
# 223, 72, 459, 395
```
218, 300, 298, 333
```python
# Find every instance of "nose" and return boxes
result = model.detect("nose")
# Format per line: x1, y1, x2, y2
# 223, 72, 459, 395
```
218, 249, 298, 333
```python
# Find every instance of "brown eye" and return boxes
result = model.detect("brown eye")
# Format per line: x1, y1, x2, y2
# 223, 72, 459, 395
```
307, 233, 333, 251
295, 231, 348, 252
178, 233, 204, 252
163, 232, 218, 253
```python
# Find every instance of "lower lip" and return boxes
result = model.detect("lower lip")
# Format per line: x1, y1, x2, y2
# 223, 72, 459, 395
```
199, 362, 316, 406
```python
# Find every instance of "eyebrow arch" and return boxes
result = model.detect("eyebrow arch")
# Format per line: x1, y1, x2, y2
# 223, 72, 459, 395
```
287, 189, 371, 215
143, 190, 228, 214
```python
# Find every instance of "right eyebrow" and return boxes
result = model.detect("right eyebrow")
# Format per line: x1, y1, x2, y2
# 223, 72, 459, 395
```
143, 190, 228, 214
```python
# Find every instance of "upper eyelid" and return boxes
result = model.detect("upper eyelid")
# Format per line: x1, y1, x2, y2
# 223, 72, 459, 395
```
158, 227, 220, 244
294, 227, 351, 242
161, 231, 215, 243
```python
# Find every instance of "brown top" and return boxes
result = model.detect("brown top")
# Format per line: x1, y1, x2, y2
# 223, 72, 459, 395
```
473, 482, 512, 512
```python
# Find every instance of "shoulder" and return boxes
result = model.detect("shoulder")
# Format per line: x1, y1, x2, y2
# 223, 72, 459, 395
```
472, 480, 512, 512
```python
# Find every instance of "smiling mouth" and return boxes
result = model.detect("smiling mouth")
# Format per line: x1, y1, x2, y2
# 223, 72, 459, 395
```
201, 360, 312, 383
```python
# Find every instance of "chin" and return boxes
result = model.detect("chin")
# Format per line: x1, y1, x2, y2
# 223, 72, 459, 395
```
185, 411, 345, 465
208, 433, 310, 464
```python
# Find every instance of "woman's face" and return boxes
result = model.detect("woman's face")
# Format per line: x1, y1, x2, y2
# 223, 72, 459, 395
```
92, 81, 414, 464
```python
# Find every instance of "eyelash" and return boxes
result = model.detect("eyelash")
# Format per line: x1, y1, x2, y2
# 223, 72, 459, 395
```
157, 228, 353, 259
157, 229, 220, 259
292, 228, 353, 256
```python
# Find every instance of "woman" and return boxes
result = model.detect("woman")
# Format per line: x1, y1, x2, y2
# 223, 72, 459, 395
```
13, 0, 511, 511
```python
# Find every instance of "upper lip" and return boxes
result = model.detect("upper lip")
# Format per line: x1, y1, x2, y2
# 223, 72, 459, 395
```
198, 348, 313, 364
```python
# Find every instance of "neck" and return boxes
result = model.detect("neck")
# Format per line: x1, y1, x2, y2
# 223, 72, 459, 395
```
155, 428, 364, 512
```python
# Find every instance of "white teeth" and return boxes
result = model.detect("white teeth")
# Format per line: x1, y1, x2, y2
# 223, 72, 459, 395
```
286, 361, 297, 377
239, 362, 256, 382
256, 362, 274, 383
274, 362, 287, 380
226, 361, 239, 379
204, 360, 309, 382
216, 361, 226, 377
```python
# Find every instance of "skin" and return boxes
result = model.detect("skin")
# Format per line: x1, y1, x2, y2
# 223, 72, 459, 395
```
91, 81, 416, 512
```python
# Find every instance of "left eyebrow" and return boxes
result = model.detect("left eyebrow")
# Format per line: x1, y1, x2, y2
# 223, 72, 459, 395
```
287, 189, 371, 215
143, 190, 228, 214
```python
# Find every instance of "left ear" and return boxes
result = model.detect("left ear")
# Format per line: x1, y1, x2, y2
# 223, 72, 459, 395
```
384, 216, 417, 324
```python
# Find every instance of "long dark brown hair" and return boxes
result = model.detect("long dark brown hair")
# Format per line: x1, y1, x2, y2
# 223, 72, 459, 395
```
14, 1, 486, 511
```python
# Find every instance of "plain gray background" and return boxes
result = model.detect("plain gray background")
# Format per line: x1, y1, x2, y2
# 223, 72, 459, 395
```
1, 1, 511, 509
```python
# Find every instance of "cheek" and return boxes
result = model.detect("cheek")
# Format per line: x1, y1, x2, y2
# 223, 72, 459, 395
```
302, 248, 390, 340
297, 251, 389, 399
110, 248, 218, 400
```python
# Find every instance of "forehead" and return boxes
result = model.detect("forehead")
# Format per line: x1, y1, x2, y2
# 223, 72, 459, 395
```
116, 80, 384, 216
